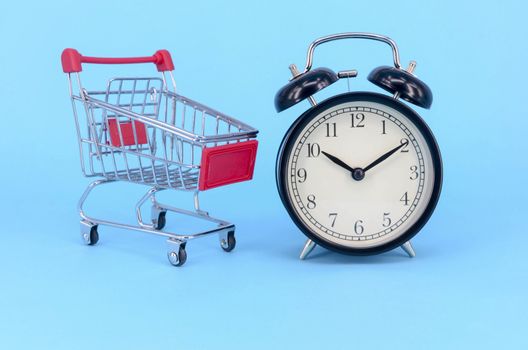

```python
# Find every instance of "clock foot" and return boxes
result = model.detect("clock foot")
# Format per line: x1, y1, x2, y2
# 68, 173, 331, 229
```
299, 239, 316, 260
401, 241, 416, 258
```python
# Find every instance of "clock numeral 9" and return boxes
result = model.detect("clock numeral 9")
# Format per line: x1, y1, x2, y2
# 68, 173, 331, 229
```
297, 168, 307, 183
382, 212, 391, 227
410, 165, 419, 180
306, 194, 316, 209
400, 138, 410, 152
351, 113, 365, 128
354, 220, 364, 235
306, 143, 320, 158
400, 192, 410, 206
325, 122, 337, 137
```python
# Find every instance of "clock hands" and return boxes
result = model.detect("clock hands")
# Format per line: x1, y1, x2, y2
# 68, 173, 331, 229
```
321, 140, 409, 181
321, 151, 365, 181
363, 141, 409, 172
321, 151, 355, 173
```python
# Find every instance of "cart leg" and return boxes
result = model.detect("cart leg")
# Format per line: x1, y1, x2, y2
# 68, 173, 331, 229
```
80, 220, 99, 245
166, 238, 187, 266
219, 229, 236, 252
194, 191, 209, 216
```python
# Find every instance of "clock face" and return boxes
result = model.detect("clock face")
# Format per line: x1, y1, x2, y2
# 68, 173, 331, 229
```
277, 92, 442, 254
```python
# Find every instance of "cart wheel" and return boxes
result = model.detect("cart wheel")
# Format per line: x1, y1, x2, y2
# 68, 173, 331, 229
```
221, 231, 236, 252
167, 243, 187, 267
155, 211, 167, 230
83, 225, 99, 246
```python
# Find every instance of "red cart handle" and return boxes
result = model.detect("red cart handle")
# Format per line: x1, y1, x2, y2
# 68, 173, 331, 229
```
61, 48, 174, 73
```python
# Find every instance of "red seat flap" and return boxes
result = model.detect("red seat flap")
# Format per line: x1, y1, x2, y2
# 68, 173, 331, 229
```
198, 140, 258, 190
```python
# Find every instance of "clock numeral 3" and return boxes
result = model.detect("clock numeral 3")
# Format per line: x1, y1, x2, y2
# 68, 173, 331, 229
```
382, 212, 391, 227
297, 168, 307, 183
329, 213, 338, 227
354, 220, 364, 235
351, 113, 365, 128
306, 143, 321, 158
325, 122, 337, 137
306, 195, 316, 209
400, 192, 410, 206
410, 165, 419, 180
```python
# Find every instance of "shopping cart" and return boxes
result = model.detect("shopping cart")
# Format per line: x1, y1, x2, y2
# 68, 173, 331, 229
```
61, 48, 258, 266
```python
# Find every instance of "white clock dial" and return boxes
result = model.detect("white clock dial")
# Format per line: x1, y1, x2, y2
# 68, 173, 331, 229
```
285, 100, 436, 249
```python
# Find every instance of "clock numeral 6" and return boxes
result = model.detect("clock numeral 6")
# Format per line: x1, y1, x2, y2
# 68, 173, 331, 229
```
354, 220, 364, 235
351, 113, 365, 128
306, 194, 316, 209
410, 165, 419, 180
306, 143, 321, 158
382, 212, 391, 227
297, 168, 307, 183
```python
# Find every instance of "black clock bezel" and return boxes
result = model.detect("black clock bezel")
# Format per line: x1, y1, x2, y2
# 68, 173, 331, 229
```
276, 91, 443, 256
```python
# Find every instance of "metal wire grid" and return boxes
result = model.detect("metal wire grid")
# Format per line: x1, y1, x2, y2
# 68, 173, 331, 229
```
69, 72, 257, 190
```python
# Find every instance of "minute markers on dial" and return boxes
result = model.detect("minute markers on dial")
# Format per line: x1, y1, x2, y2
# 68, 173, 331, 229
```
288, 103, 429, 244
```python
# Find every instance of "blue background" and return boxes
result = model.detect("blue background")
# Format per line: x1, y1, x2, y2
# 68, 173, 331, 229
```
1, 0, 526, 348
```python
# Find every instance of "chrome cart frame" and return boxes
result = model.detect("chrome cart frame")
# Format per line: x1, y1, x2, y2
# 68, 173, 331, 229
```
62, 49, 258, 266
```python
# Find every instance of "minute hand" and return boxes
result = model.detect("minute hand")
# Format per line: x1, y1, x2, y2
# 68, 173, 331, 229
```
363, 141, 409, 172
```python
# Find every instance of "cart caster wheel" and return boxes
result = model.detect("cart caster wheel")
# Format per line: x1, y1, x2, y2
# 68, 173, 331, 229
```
220, 231, 236, 252
154, 211, 167, 230
82, 225, 99, 246
167, 243, 187, 267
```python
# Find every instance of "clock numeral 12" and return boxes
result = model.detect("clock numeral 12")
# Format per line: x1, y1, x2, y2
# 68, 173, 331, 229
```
351, 113, 365, 128
381, 120, 387, 135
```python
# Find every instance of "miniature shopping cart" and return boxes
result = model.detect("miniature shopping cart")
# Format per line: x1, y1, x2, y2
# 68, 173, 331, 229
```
61, 49, 258, 266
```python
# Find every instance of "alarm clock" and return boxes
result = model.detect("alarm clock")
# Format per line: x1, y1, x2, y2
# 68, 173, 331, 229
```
274, 33, 442, 260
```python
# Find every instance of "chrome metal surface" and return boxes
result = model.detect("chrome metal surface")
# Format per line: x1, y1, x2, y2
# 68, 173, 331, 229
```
289, 63, 317, 107
401, 241, 416, 258
65, 60, 257, 265
393, 61, 417, 100
337, 70, 358, 79
299, 239, 316, 260
303, 32, 402, 73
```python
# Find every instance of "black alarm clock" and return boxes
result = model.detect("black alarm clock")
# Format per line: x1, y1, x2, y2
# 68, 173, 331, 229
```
274, 33, 442, 260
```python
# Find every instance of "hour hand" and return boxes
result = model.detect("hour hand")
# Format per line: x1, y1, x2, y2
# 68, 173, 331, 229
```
321, 151, 356, 173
